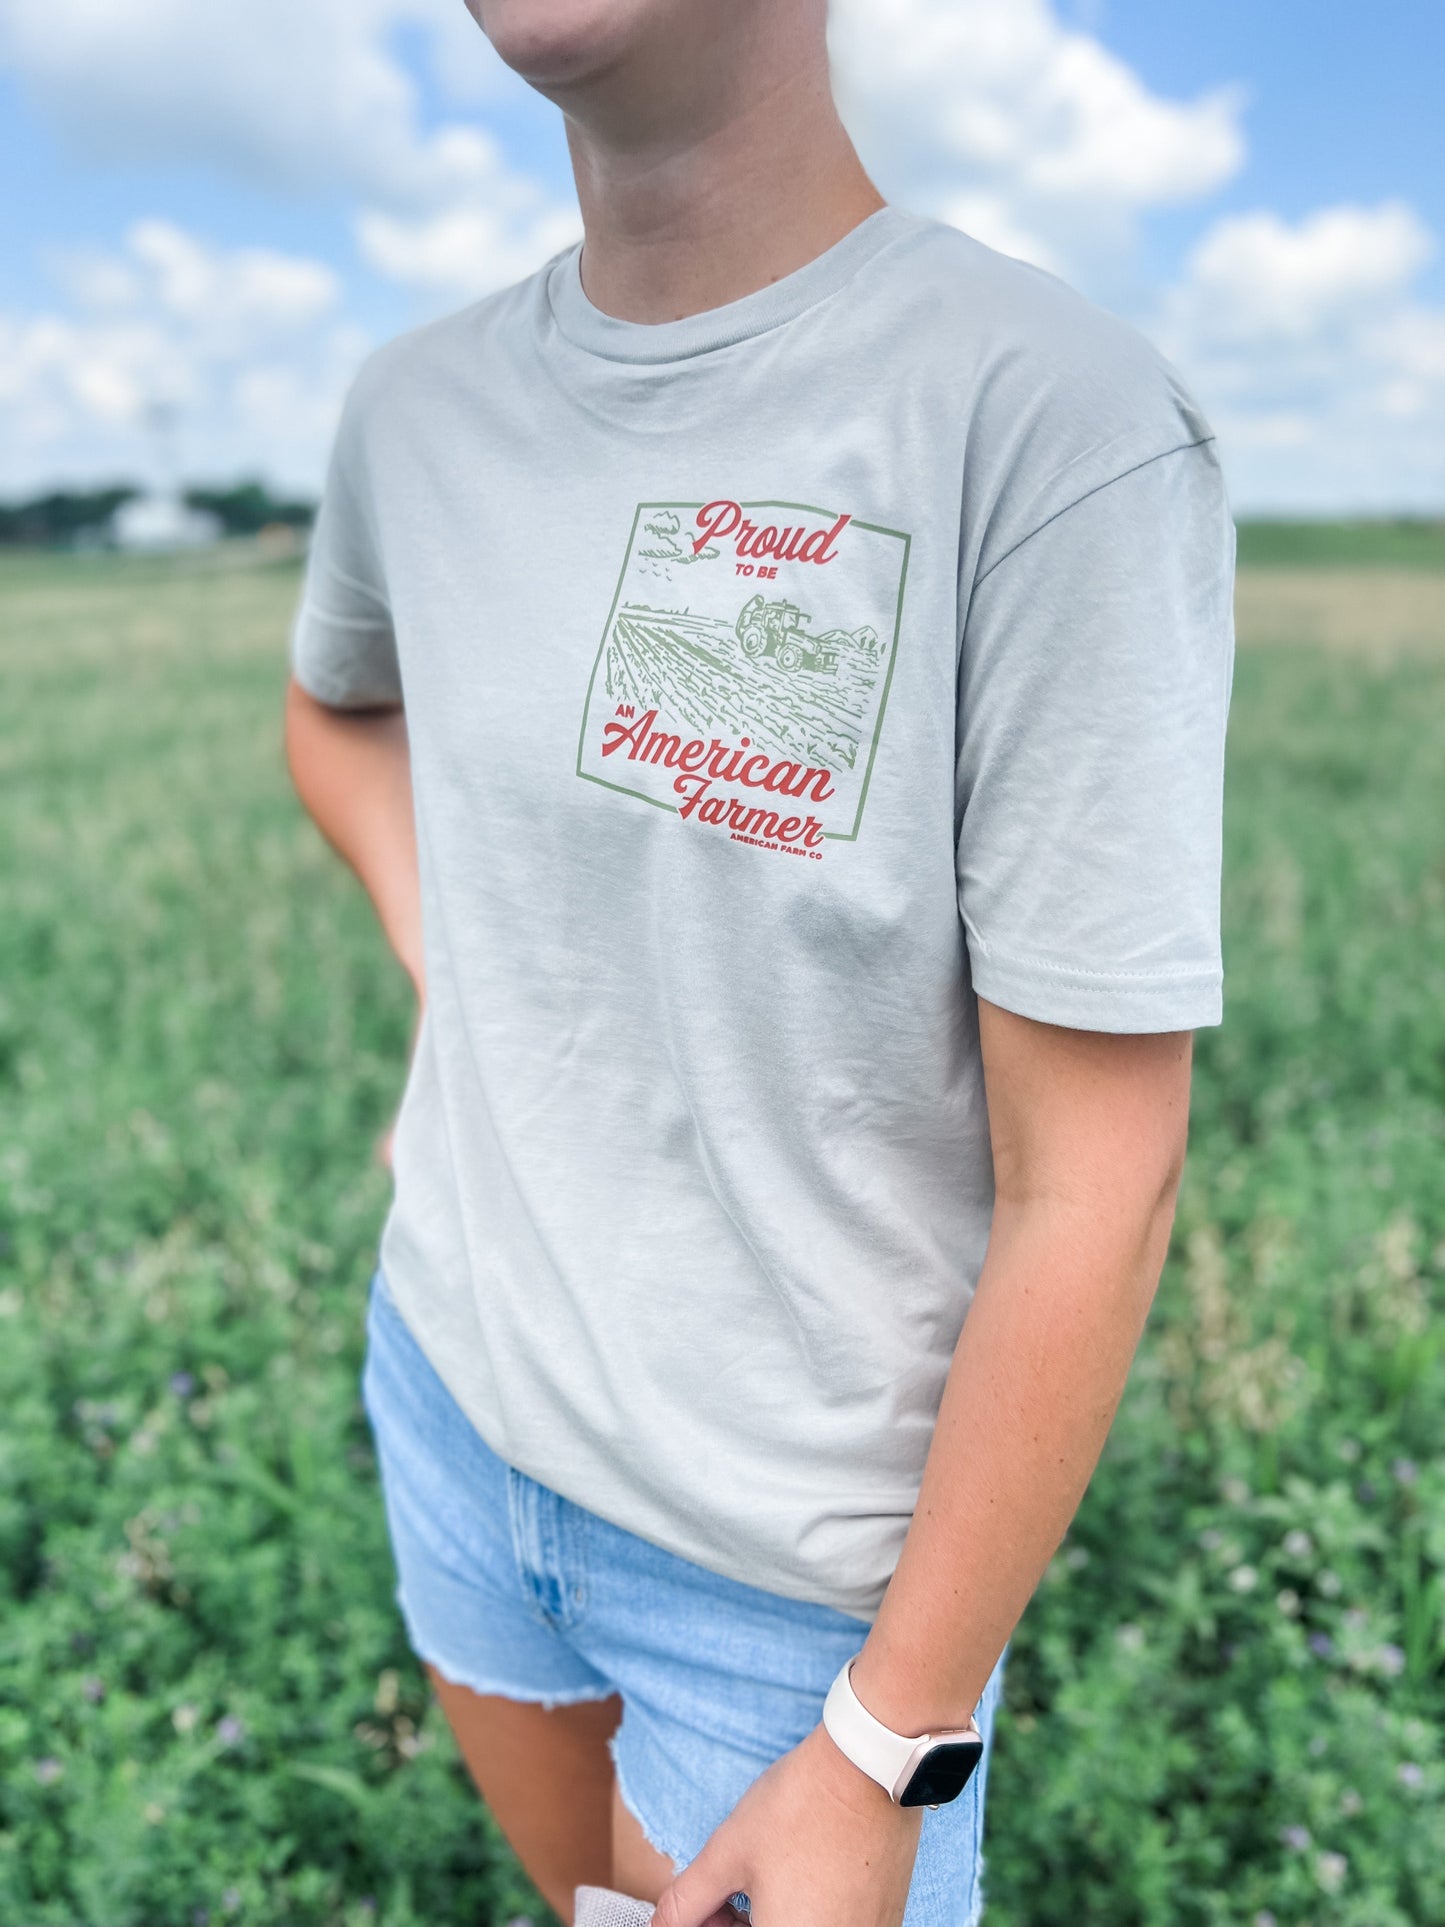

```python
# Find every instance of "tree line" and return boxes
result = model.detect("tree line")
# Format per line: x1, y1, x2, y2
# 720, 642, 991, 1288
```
0, 480, 317, 546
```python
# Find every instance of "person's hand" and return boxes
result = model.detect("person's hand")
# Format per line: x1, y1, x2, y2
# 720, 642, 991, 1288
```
375, 983, 426, 1170
652, 1722, 921, 1927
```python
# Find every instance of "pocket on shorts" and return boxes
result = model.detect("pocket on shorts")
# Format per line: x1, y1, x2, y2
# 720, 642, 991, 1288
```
359, 1265, 394, 1421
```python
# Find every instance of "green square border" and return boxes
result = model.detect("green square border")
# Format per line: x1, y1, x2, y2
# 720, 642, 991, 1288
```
574, 499, 911, 841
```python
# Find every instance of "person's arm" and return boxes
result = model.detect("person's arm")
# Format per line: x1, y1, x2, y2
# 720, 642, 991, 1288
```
284, 676, 425, 1001
655, 1002, 1193, 1927
850, 1003, 1191, 1726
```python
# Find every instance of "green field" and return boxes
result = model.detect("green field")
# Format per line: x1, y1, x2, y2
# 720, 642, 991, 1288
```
1, 543, 1442, 1926
1233, 518, 1445, 571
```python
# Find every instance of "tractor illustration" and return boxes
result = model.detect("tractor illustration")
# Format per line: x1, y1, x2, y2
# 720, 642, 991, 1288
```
735, 595, 885, 674
735, 594, 839, 674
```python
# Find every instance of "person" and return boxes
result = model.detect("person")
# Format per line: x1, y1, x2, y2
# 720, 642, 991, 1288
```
283, 1, 1237, 1923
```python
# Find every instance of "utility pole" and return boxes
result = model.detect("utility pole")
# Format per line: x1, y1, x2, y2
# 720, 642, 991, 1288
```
142, 398, 181, 506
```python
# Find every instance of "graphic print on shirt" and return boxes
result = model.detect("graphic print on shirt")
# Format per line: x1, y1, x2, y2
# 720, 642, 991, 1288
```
575, 499, 910, 852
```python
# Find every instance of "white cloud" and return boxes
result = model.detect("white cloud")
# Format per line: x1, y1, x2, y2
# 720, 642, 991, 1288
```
49, 220, 342, 345
1172, 202, 1434, 343
1155, 202, 1445, 510
829, 0, 1245, 271
357, 200, 581, 299
0, 0, 507, 207
348, 123, 582, 300
0, 0, 580, 299
0, 222, 365, 493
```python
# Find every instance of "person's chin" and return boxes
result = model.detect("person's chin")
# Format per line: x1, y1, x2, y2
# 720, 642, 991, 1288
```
469, 0, 650, 90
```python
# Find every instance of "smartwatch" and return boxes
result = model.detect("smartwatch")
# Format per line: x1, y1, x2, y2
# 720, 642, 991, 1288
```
822, 1658, 983, 1809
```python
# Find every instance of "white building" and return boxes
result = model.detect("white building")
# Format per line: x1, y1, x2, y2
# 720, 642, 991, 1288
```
109, 490, 223, 553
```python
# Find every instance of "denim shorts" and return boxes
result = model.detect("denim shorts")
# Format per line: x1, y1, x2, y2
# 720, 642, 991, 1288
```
360, 1266, 1005, 1926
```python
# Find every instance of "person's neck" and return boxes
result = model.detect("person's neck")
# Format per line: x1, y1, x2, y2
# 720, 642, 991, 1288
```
560, 63, 886, 326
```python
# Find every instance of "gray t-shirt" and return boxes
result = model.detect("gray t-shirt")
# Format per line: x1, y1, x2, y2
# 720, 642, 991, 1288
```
290, 203, 1236, 1622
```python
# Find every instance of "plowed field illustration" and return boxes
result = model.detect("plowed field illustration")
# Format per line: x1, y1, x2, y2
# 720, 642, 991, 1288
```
602, 603, 884, 771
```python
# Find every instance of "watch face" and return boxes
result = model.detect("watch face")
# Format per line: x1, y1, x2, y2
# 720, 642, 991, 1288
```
897, 1739, 984, 1808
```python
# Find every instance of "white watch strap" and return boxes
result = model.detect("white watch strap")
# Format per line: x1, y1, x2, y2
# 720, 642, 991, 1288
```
822, 1658, 981, 1804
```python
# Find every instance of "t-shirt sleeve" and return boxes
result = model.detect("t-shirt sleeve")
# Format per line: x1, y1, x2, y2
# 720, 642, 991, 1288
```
955, 437, 1237, 1033
288, 363, 402, 709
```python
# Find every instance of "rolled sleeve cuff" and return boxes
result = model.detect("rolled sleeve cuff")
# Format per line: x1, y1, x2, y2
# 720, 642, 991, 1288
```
968, 946, 1223, 1033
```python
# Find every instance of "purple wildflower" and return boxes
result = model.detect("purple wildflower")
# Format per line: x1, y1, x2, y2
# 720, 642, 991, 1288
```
1315, 1850, 1348, 1892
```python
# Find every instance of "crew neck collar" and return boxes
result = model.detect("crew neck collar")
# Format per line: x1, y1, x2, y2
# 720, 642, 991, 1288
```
545, 204, 916, 365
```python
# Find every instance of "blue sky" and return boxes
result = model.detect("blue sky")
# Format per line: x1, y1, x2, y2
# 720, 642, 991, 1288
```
1091, 1, 1444, 296
0, 0, 1441, 512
